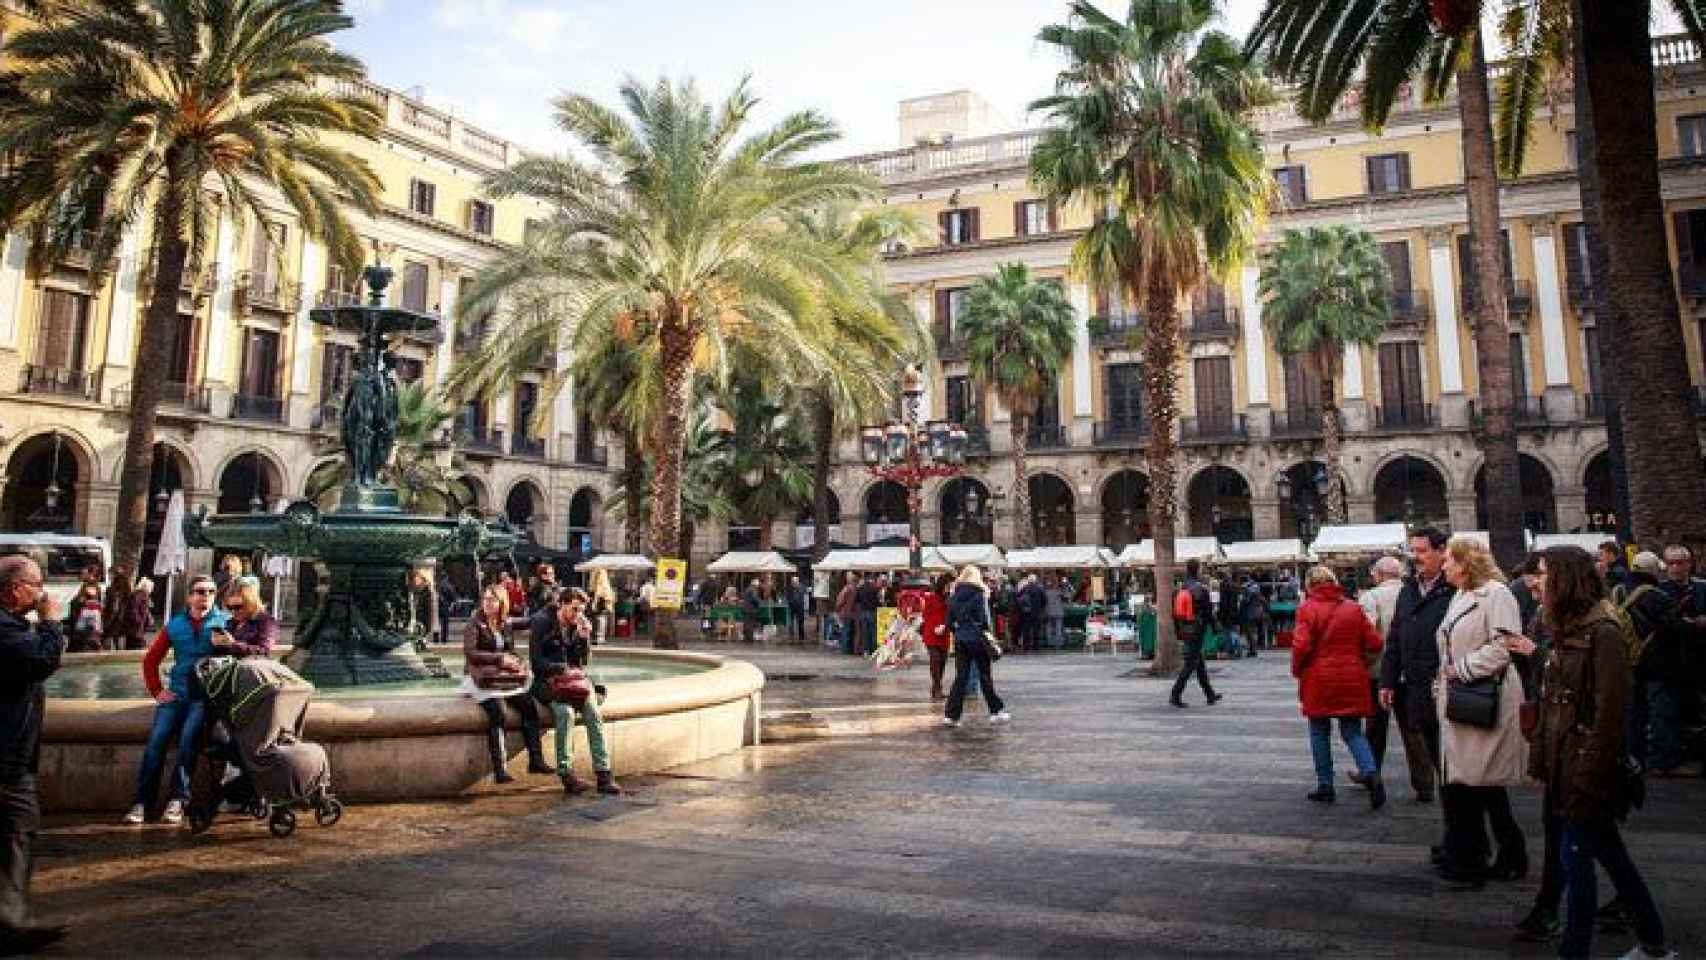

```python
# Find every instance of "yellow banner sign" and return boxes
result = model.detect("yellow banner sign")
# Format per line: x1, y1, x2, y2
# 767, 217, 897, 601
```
653, 558, 687, 610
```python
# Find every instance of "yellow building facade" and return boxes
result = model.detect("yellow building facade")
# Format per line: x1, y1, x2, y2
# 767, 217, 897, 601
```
789, 37, 1706, 554
0, 72, 619, 569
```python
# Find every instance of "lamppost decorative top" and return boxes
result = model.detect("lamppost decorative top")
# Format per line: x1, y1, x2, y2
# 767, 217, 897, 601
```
1277, 465, 1333, 547
862, 364, 966, 579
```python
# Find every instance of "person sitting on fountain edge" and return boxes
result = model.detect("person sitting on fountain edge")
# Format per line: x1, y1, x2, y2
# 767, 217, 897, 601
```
463, 585, 550, 784
528, 588, 622, 796
126, 574, 231, 825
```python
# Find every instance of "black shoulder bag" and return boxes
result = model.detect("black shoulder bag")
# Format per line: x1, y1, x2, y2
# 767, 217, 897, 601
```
1444, 604, 1503, 729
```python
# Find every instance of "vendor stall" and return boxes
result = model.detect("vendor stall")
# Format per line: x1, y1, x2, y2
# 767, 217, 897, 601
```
704, 551, 798, 633
1531, 532, 1612, 553
1005, 546, 1116, 570
1218, 538, 1311, 568
1116, 537, 1223, 567
573, 553, 655, 573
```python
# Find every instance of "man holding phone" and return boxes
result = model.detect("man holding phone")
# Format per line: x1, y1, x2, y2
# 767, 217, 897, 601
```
0, 556, 67, 954
1378, 527, 1455, 804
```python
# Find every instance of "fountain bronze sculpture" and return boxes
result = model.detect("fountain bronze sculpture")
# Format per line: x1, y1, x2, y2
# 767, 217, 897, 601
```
185, 263, 515, 685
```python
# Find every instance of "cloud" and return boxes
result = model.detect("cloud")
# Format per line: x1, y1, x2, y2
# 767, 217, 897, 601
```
434, 0, 503, 29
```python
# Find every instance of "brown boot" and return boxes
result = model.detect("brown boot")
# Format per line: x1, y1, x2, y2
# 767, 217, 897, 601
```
560, 771, 586, 795
595, 770, 623, 795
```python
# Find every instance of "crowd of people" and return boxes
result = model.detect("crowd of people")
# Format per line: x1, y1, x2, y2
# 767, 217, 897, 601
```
1289, 528, 1705, 959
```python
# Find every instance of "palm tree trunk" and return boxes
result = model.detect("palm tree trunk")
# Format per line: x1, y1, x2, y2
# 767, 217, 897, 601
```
1569, 0, 1634, 543
1143, 273, 1182, 676
811, 394, 835, 560
1319, 356, 1347, 524
112, 153, 190, 582
758, 513, 774, 551
620, 426, 645, 554
1009, 410, 1034, 548
1578, 0, 1706, 550
1458, 34, 1526, 569
649, 319, 694, 649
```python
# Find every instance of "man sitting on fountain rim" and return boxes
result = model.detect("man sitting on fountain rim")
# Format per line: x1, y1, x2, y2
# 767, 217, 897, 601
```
126, 574, 231, 825
528, 588, 621, 797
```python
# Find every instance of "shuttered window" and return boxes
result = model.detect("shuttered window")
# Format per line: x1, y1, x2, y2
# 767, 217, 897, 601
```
240, 329, 281, 399
1510, 333, 1529, 400
408, 179, 437, 217
1273, 165, 1308, 205
320, 343, 355, 403
1671, 209, 1706, 294
1193, 356, 1234, 426
938, 208, 979, 245
1378, 341, 1425, 412
468, 200, 495, 236
1033, 378, 1061, 428
1678, 114, 1706, 157
1583, 326, 1601, 394
1563, 222, 1593, 302
1013, 200, 1056, 237
1105, 363, 1143, 425
1380, 240, 1412, 293
1282, 354, 1321, 413
35, 289, 89, 371
1456, 230, 1516, 305
165, 312, 200, 384
945, 376, 980, 426
401, 260, 430, 312
1365, 153, 1411, 195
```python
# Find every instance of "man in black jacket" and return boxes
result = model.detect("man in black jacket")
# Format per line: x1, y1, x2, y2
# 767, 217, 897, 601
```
1378, 526, 1454, 804
1169, 560, 1221, 708
0, 556, 66, 954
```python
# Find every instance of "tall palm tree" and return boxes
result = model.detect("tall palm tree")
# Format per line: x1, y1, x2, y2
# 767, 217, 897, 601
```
0, 0, 382, 579
720, 371, 815, 551
607, 412, 734, 562
453, 77, 884, 594
1258, 227, 1391, 524
565, 323, 661, 554
1030, 0, 1271, 675
1246, 2, 1526, 568
956, 264, 1076, 549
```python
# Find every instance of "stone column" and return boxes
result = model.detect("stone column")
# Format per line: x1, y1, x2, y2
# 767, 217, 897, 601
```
434, 273, 459, 388
1527, 216, 1576, 420
99, 224, 144, 397
287, 240, 325, 428
1251, 496, 1282, 540
205, 210, 241, 417
1239, 264, 1272, 436
1069, 282, 1094, 444
1341, 344, 1369, 432
1447, 493, 1478, 534
1427, 227, 1468, 427
1554, 486, 1587, 535
1346, 494, 1376, 525
1074, 509, 1101, 548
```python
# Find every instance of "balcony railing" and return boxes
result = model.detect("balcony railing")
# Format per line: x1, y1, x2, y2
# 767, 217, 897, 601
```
1372, 402, 1436, 430
1269, 407, 1324, 437
1025, 423, 1070, 451
311, 401, 341, 432
1388, 288, 1430, 329
1183, 307, 1241, 341
571, 442, 608, 466
1566, 277, 1596, 308
236, 270, 300, 313
316, 288, 363, 309
1462, 279, 1533, 317
1091, 313, 1145, 347
18, 364, 95, 400
459, 424, 505, 455
933, 331, 968, 362
1469, 397, 1549, 429
1180, 413, 1248, 442
231, 393, 285, 423
1093, 417, 1149, 446
512, 435, 545, 459
963, 424, 991, 456
111, 380, 209, 414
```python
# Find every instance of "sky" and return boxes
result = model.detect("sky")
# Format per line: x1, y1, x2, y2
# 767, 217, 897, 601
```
337, 0, 1265, 157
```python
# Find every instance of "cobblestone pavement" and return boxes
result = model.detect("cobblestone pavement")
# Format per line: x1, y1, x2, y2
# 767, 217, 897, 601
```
32, 645, 1706, 957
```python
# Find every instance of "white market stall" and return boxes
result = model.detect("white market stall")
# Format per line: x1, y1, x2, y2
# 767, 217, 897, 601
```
705, 551, 796, 575
1005, 545, 1117, 570
1116, 537, 1224, 567
933, 544, 1006, 570
573, 553, 656, 573
1531, 532, 1614, 553
1218, 538, 1312, 566
1309, 523, 1408, 558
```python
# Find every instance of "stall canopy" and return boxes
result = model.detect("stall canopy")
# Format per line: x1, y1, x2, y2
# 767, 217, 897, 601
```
1309, 523, 1408, 556
706, 551, 797, 574
1218, 538, 1311, 566
573, 553, 655, 573
1005, 546, 1116, 570
1453, 530, 1491, 550
1117, 537, 1223, 567
933, 544, 1006, 570
1531, 532, 1613, 553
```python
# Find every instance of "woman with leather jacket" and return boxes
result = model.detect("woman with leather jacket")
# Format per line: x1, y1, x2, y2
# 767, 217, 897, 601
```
463, 585, 549, 783
1526, 546, 1673, 960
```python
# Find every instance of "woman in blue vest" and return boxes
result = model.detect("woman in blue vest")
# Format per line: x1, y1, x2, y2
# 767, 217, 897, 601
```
124, 574, 231, 825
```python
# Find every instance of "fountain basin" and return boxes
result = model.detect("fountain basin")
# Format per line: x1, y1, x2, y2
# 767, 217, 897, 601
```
39, 647, 763, 812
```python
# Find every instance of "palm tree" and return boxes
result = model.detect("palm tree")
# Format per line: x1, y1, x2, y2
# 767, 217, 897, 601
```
720, 371, 815, 550
956, 264, 1076, 549
608, 412, 734, 562
0, 0, 382, 579
1246, 3, 1528, 568
452, 77, 884, 593
1258, 227, 1391, 524
564, 324, 661, 554
306, 382, 472, 515
1030, 0, 1271, 675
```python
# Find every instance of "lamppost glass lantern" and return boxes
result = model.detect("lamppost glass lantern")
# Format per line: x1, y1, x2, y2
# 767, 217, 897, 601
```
926, 420, 950, 461
964, 485, 982, 519
1274, 470, 1293, 503
884, 423, 908, 463
1313, 466, 1331, 498
859, 425, 884, 465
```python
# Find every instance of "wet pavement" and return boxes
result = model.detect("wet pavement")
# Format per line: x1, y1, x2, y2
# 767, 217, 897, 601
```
32, 644, 1706, 957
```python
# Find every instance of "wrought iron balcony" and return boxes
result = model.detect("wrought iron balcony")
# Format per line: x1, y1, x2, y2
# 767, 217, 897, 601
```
962, 424, 991, 456
1388, 288, 1430, 330
459, 424, 505, 455
1566, 276, 1596, 308
230, 393, 285, 423
933, 329, 968, 362
1183, 307, 1241, 342
512, 435, 546, 459
1269, 407, 1324, 438
1461, 278, 1533, 318
1469, 397, 1549, 430
111, 380, 209, 414
236, 271, 301, 313
18, 364, 95, 400
1090, 313, 1145, 347
1180, 413, 1247, 442
1093, 417, 1149, 446
1024, 423, 1070, 451
571, 442, 608, 466
1372, 402, 1435, 430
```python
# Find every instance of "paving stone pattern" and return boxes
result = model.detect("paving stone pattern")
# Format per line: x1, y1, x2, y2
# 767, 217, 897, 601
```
34, 648, 1706, 957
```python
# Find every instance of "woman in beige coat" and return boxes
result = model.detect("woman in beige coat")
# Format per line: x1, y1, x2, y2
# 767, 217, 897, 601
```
1434, 535, 1529, 888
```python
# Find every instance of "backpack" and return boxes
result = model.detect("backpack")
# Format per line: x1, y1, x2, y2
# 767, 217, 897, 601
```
1172, 586, 1194, 622
1613, 584, 1661, 669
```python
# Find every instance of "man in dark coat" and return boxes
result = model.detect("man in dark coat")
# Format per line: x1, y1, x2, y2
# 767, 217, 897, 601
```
1169, 560, 1220, 708
1378, 526, 1455, 804
0, 556, 67, 954
1653, 545, 1706, 775
1018, 575, 1046, 652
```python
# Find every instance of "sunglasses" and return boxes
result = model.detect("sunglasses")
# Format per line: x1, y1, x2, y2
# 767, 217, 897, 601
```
189, 587, 217, 596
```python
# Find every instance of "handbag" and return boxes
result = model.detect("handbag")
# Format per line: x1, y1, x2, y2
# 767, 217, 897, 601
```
1446, 673, 1502, 728
983, 630, 1003, 661
547, 667, 593, 706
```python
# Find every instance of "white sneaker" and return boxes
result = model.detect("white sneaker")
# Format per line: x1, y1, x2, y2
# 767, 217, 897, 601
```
990, 711, 1012, 724
1619, 949, 1678, 960
941, 717, 960, 728
123, 804, 145, 825
161, 799, 186, 824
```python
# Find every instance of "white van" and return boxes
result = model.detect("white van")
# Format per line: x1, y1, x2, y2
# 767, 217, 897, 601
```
0, 533, 112, 612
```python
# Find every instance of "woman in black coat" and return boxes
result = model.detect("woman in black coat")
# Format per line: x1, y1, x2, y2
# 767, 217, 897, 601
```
942, 565, 1010, 727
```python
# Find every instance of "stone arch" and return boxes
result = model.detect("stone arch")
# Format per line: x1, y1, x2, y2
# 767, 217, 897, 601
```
1027, 472, 1076, 546
1474, 453, 1559, 534
938, 476, 993, 545
1, 428, 99, 534
862, 479, 911, 533
504, 477, 549, 531
1581, 450, 1617, 530
1099, 468, 1150, 550
1366, 448, 1455, 503
460, 474, 491, 514
213, 448, 288, 514
1274, 459, 1338, 539
105, 436, 200, 492
1576, 442, 1612, 489
567, 486, 603, 554
1372, 455, 1451, 527
1185, 464, 1253, 542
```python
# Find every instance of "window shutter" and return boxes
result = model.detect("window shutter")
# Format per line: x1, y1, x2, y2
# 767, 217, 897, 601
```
1563, 224, 1584, 292
935, 289, 950, 331
1398, 154, 1412, 191
938, 211, 950, 244
1013, 201, 1026, 237
186, 315, 202, 385
1047, 202, 1059, 232
1365, 156, 1380, 194
1673, 211, 1695, 293
1510, 332, 1529, 400
966, 208, 980, 243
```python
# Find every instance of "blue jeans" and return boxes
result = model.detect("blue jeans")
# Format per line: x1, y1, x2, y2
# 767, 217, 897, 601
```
1559, 813, 1665, 958
1308, 717, 1376, 789
134, 698, 207, 807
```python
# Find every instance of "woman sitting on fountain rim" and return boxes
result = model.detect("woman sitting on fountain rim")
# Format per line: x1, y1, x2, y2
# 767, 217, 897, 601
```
463, 585, 550, 784
125, 574, 231, 825
218, 580, 278, 658
529, 587, 622, 796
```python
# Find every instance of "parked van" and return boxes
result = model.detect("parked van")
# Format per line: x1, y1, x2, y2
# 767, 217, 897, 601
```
0, 533, 111, 611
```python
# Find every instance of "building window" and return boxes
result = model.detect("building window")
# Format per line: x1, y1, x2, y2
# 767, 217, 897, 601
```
408, 178, 437, 217
240, 328, 281, 399
393, 357, 424, 385
938, 208, 980, 246
249, 222, 284, 288
1105, 363, 1143, 426
945, 376, 982, 426
1678, 114, 1706, 158
401, 260, 430, 313
1033, 377, 1061, 428
35, 289, 90, 371
1563, 222, 1593, 303
523, 218, 545, 245
1510, 332, 1529, 400
1014, 200, 1054, 237
1365, 153, 1412, 195
468, 200, 494, 237
1582, 325, 1601, 395
165, 312, 200, 384
1380, 240, 1413, 301
320, 343, 355, 403
1274, 165, 1308, 205
1283, 353, 1321, 413
933, 287, 969, 344
1671, 209, 1706, 295
1192, 356, 1234, 427
1377, 340, 1425, 413
1565, 130, 1579, 169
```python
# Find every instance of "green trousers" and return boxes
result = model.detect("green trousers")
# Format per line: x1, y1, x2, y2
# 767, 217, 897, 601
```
549, 699, 612, 773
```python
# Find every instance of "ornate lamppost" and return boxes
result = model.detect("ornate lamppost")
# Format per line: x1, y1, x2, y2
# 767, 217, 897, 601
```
860, 365, 966, 581
1276, 465, 1332, 548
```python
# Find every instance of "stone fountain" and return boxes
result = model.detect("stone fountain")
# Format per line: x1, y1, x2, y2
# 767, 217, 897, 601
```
185, 263, 515, 685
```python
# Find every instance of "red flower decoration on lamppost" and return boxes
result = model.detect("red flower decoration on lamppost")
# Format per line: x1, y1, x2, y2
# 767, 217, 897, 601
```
859, 364, 965, 582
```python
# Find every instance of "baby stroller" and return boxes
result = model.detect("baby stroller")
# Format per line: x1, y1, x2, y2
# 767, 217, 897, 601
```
188, 657, 343, 838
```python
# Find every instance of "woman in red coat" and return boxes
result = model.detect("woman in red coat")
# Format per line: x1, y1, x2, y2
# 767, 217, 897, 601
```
921, 573, 952, 700
1291, 565, 1385, 808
